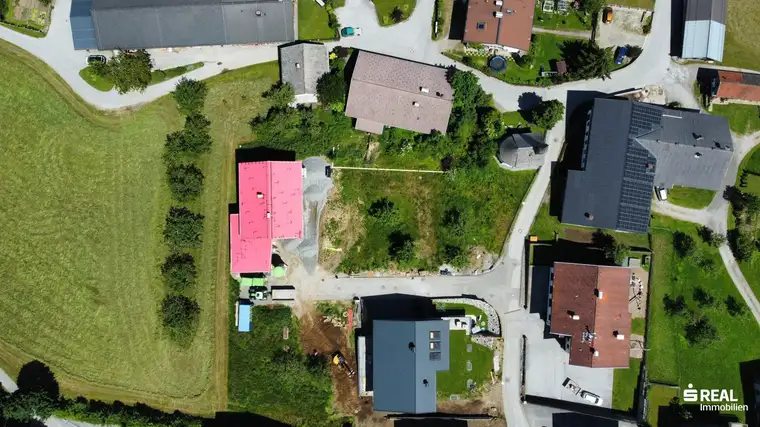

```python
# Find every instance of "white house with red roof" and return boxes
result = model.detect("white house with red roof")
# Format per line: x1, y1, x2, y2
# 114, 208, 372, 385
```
229, 161, 303, 274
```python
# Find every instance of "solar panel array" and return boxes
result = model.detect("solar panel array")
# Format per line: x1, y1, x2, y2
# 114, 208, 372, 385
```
616, 103, 661, 233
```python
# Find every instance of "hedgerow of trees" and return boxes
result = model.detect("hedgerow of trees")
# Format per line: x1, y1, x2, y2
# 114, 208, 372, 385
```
158, 78, 211, 343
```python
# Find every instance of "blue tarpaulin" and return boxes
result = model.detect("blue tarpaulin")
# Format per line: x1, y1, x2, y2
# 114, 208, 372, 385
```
238, 304, 251, 332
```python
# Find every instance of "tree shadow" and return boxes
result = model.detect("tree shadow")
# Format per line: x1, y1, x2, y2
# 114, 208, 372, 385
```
447, 0, 467, 40
17, 360, 59, 400
518, 92, 543, 114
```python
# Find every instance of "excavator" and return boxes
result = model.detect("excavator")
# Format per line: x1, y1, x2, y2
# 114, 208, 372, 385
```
331, 351, 355, 378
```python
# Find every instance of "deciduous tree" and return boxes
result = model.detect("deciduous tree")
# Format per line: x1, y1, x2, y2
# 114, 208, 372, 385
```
166, 164, 204, 201
163, 207, 205, 249
160, 294, 200, 342
108, 50, 152, 94
1, 390, 55, 421
673, 231, 696, 258
264, 81, 295, 108
172, 78, 208, 115
161, 253, 197, 292
684, 316, 718, 346
316, 72, 347, 108
530, 99, 564, 130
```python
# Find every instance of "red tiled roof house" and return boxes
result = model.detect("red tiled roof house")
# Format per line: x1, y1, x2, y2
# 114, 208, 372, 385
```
548, 262, 632, 368
463, 0, 534, 53
714, 70, 760, 103
230, 161, 303, 274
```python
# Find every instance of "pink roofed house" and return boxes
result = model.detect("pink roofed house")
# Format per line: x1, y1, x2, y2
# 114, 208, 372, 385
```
230, 161, 303, 274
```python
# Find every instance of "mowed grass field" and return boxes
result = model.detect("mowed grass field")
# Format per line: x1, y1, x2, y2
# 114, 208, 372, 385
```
0, 39, 280, 413
723, 0, 760, 70
646, 215, 760, 421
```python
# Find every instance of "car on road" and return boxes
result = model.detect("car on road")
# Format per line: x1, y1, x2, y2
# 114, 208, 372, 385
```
614, 46, 628, 65
340, 27, 362, 37
86, 55, 107, 66
581, 391, 604, 406
603, 7, 613, 24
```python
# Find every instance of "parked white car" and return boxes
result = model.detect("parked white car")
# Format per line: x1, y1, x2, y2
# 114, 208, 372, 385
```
581, 390, 604, 406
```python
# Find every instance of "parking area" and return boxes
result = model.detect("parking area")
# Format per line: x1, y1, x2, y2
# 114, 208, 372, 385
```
596, 6, 650, 49
524, 333, 614, 409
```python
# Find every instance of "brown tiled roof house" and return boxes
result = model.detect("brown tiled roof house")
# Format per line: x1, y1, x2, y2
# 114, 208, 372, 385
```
463, 0, 534, 52
715, 70, 760, 103
549, 262, 632, 368
344, 51, 454, 135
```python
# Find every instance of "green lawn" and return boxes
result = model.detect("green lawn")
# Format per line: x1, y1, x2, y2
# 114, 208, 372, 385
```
631, 317, 645, 335
730, 144, 760, 299
533, 9, 592, 31
646, 215, 760, 421
436, 331, 494, 397
607, 0, 654, 8
79, 66, 114, 92
611, 358, 641, 411
666, 186, 716, 209
373, 0, 416, 26
0, 38, 281, 413
298, 0, 337, 40
228, 305, 342, 426
647, 385, 679, 427
711, 104, 760, 134
332, 163, 535, 273
721, 0, 760, 70
502, 110, 540, 132
446, 33, 585, 86
530, 201, 651, 249
150, 62, 204, 85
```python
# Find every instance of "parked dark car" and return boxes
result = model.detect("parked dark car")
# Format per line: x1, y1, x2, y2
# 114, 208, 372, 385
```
86, 55, 107, 66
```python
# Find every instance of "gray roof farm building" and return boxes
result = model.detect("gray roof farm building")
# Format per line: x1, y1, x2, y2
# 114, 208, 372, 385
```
372, 320, 450, 413
681, 0, 727, 61
345, 51, 454, 135
279, 42, 329, 96
71, 0, 294, 50
561, 98, 733, 234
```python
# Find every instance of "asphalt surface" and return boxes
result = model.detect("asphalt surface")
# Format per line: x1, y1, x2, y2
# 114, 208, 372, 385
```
2, 0, 755, 425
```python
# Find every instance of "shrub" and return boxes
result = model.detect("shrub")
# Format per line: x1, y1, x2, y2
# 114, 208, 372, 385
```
166, 164, 204, 201
172, 78, 208, 115
684, 316, 718, 346
160, 294, 200, 343
390, 7, 404, 23
725, 295, 747, 317
161, 253, 197, 292
530, 99, 564, 130
692, 286, 715, 307
663, 293, 687, 316
673, 231, 696, 258
263, 81, 295, 108
163, 207, 205, 249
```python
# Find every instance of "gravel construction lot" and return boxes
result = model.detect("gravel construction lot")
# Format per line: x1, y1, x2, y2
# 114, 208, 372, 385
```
282, 157, 334, 274
597, 6, 649, 49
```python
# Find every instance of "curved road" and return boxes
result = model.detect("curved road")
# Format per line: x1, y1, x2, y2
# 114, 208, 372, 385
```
3, 0, 753, 425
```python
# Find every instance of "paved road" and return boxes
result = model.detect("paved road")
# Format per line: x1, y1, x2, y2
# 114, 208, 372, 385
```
652, 131, 760, 326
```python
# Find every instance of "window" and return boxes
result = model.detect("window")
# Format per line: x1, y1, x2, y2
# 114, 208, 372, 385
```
430, 331, 441, 340
476, 22, 486, 30
430, 341, 441, 350
429, 352, 442, 361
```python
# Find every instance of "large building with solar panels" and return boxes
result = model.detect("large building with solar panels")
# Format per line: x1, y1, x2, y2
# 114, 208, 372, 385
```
561, 98, 733, 234
70, 0, 294, 50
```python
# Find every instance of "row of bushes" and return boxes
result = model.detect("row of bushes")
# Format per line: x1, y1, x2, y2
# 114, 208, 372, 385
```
431, 0, 444, 40
158, 78, 211, 345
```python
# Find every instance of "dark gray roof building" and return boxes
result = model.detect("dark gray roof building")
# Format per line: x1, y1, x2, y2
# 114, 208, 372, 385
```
372, 320, 450, 413
498, 132, 547, 169
562, 98, 733, 234
682, 0, 727, 61
71, 0, 294, 50
279, 42, 329, 96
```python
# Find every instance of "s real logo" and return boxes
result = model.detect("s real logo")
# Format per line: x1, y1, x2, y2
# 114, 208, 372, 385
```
683, 383, 739, 403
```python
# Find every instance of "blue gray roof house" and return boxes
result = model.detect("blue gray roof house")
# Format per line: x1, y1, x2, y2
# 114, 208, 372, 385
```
70, 0, 294, 50
681, 0, 727, 62
372, 320, 450, 413
561, 98, 733, 234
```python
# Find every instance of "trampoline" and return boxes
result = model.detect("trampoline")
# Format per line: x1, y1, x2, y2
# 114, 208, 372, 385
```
489, 56, 508, 73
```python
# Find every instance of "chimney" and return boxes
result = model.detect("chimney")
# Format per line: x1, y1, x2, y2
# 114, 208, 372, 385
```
694, 152, 702, 158
616, 333, 625, 340
495, 0, 503, 5
413, 101, 420, 107
420, 87, 430, 93
593, 349, 599, 357
295, 62, 301, 69
495, 11, 503, 18
585, 212, 594, 220
266, 211, 271, 219
257, 192, 264, 199
571, 314, 580, 320
595, 289, 604, 299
